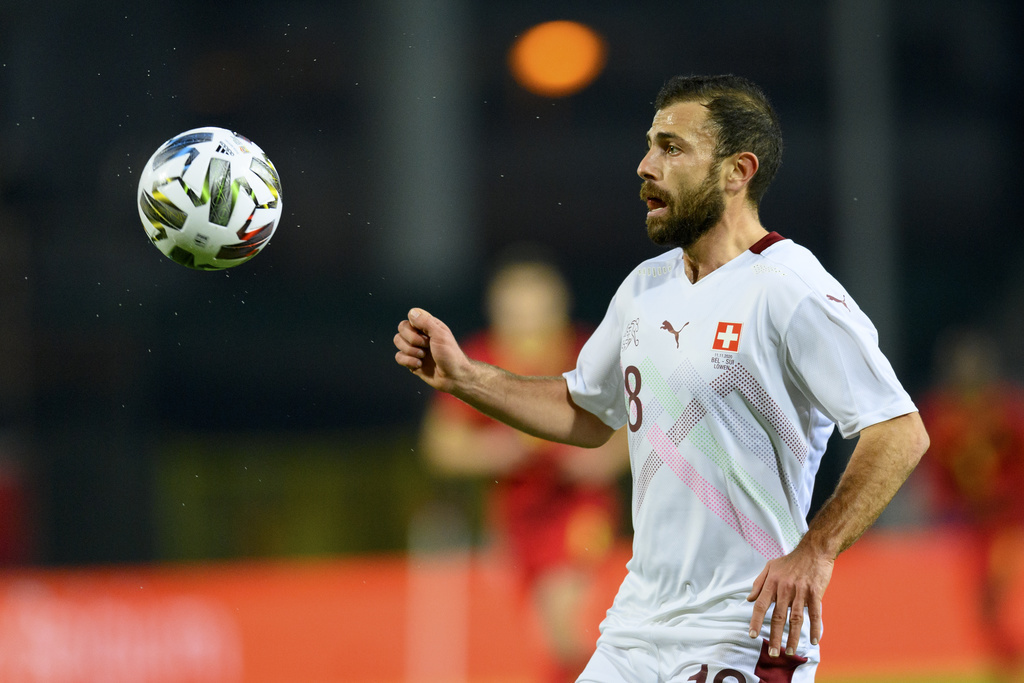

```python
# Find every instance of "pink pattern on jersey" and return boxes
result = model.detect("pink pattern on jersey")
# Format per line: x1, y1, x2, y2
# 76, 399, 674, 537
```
647, 424, 785, 560
635, 397, 704, 514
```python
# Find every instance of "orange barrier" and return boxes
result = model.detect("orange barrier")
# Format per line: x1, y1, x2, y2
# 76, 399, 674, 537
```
1, 529, 1021, 682
817, 529, 1024, 680
0, 553, 545, 683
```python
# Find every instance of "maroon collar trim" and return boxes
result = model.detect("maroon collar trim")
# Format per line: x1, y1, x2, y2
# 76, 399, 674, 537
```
749, 231, 786, 254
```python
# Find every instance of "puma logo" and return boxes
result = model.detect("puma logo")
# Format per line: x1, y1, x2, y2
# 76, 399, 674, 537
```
661, 320, 689, 348
826, 294, 849, 311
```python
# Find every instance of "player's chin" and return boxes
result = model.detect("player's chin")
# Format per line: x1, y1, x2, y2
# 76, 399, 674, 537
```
646, 219, 674, 247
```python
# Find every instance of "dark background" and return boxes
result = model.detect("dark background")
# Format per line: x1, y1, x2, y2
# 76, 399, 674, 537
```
0, 0, 1020, 566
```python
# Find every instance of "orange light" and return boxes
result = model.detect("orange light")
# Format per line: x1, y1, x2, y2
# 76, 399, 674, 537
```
508, 20, 607, 98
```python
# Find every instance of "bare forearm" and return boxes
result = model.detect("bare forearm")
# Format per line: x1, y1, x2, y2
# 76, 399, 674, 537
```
394, 308, 613, 448
450, 359, 613, 448
748, 412, 929, 655
801, 412, 929, 558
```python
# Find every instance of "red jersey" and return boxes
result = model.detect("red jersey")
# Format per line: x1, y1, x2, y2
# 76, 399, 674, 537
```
431, 327, 622, 584
919, 383, 1024, 528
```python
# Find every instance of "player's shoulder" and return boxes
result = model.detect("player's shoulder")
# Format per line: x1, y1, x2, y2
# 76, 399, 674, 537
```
632, 247, 683, 276
619, 247, 684, 293
755, 235, 867, 328
597, 248, 683, 321
753, 236, 843, 299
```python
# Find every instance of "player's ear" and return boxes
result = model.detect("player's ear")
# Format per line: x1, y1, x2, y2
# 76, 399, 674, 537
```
723, 152, 759, 197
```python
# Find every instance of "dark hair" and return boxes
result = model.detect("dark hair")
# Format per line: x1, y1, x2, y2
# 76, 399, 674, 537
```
654, 74, 782, 206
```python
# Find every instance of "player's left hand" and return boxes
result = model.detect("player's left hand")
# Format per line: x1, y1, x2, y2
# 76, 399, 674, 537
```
746, 544, 834, 658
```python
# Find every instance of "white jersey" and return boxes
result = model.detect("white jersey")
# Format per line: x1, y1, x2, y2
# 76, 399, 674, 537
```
564, 233, 916, 661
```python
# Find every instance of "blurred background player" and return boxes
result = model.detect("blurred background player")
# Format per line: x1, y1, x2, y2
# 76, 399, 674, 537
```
418, 251, 629, 682
919, 328, 1024, 682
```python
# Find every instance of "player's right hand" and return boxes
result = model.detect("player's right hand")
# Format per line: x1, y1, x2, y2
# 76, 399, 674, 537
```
394, 308, 468, 393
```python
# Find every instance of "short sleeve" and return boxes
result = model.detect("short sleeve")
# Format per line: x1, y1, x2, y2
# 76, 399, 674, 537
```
783, 295, 917, 438
563, 296, 628, 430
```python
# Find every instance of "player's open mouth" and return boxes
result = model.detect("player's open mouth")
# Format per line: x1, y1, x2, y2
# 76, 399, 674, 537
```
645, 197, 668, 217
640, 182, 669, 217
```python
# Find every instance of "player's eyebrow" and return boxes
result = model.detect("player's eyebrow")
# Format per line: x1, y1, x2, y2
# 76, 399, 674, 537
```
646, 131, 688, 149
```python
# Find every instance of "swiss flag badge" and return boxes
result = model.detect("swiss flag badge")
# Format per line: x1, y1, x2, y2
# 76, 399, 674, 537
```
712, 322, 743, 352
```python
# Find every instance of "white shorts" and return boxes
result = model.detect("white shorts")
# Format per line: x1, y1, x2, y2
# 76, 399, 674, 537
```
577, 638, 818, 683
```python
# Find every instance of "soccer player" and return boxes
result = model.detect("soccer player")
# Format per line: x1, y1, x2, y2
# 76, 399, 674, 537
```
919, 329, 1024, 682
394, 74, 930, 682
419, 254, 629, 682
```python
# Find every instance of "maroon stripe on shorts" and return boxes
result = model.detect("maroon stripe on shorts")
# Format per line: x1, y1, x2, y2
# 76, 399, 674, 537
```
753, 639, 808, 682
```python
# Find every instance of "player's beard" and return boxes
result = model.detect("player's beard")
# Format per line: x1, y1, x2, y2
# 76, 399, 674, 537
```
642, 163, 725, 249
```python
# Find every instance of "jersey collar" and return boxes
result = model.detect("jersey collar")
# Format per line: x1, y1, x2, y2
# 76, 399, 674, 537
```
749, 231, 786, 254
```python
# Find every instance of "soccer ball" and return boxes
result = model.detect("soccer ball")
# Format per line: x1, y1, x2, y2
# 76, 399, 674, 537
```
137, 126, 283, 270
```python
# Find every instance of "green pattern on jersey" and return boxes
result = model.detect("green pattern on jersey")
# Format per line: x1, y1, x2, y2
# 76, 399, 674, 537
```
640, 357, 686, 417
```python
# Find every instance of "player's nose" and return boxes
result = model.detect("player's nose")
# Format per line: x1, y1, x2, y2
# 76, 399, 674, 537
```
637, 148, 659, 180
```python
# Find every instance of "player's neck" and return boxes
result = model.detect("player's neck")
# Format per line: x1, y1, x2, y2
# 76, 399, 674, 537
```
682, 208, 767, 284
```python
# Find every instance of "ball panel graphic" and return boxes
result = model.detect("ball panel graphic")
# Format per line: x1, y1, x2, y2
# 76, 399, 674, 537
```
137, 127, 283, 270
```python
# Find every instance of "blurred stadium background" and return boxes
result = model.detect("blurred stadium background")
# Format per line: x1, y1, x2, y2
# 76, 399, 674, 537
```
0, 0, 1022, 681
